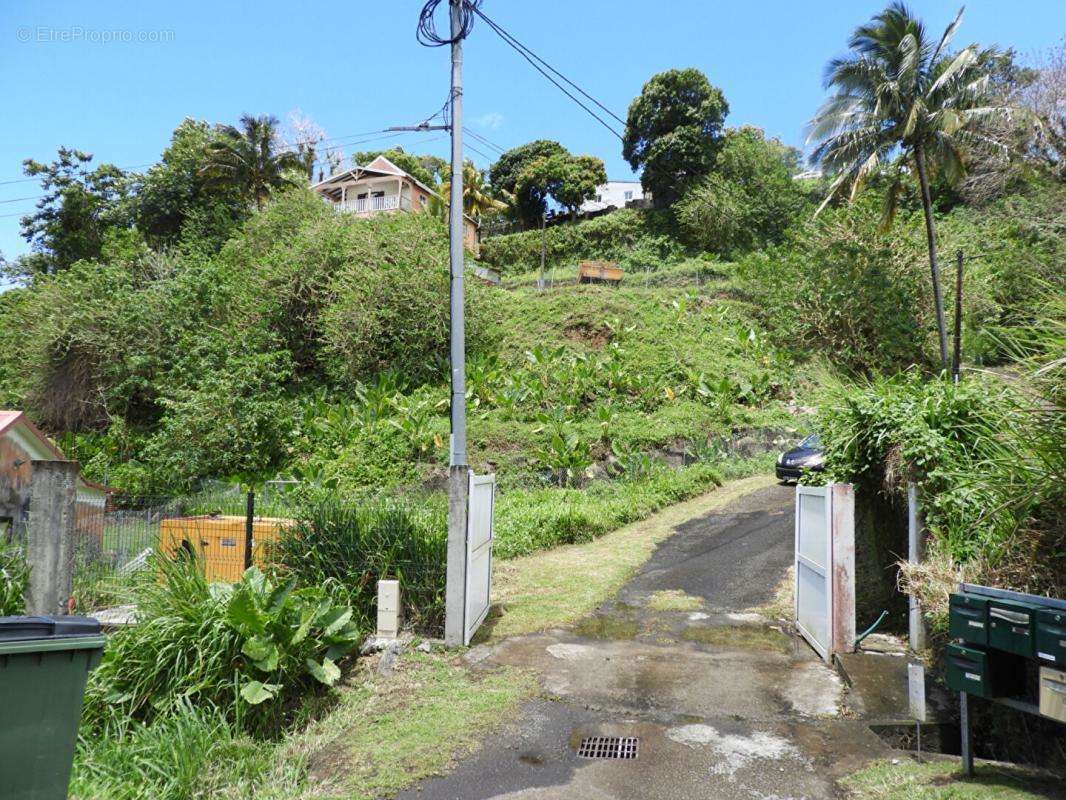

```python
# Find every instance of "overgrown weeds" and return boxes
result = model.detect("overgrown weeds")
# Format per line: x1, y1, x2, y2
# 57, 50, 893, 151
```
275, 499, 448, 632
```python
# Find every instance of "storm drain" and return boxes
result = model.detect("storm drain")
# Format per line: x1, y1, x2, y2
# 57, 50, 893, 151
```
576, 736, 640, 760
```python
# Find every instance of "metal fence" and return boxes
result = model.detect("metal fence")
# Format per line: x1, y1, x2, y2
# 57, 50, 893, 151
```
72, 484, 300, 611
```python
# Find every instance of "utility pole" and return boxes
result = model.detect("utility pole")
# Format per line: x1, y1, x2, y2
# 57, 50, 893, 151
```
538, 213, 547, 291
952, 250, 963, 384
443, 0, 469, 648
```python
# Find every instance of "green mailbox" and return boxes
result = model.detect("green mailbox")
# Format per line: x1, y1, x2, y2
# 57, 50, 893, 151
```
949, 592, 989, 646
988, 597, 1039, 658
945, 643, 1025, 700
1036, 608, 1066, 666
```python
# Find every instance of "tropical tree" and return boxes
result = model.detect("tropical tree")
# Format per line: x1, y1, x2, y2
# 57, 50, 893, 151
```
489, 139, 568, 227
16, 148, 133, 276
204, 115, 305, 211
623, 69, 729, 206
440, 161, 507, 219
136, 119, 249, 248
515, 153, 607, 220
808, 3, 1020, 371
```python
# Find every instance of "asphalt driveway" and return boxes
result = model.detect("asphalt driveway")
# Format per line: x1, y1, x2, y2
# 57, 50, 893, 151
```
397, 482, 888, 800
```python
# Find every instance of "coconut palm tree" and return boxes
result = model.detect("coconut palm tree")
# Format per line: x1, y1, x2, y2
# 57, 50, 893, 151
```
808, 3, 1020, 371
204, 115, 305, 211
440, 161, 507, 220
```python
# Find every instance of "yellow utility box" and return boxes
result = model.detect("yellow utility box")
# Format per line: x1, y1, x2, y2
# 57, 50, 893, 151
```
159, 516, 293, 582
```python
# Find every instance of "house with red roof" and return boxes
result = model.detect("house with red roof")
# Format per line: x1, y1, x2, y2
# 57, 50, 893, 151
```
0, 410, 108, 542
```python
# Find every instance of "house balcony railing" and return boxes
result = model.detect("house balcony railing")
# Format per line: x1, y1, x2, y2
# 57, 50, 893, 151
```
333, 195, 409, 214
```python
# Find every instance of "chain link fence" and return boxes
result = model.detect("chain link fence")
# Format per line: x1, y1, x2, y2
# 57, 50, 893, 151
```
72, 483, 302, 612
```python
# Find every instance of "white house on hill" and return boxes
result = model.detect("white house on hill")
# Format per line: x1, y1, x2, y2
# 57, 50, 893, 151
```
580, 180, 647, 215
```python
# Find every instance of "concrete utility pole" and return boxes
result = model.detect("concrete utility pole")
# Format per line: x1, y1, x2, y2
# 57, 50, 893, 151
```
444, 0, 470, 648
538, 213, 547, 291
952, 250, 963, 384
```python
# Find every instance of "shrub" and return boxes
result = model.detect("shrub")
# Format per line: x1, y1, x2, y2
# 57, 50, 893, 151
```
275, 500, 448, 631
84, 556, 361, 733
818, 371, 1063, 584
734, 195, 936, 371
675, 126, 808, 256
479, 209, 682, 272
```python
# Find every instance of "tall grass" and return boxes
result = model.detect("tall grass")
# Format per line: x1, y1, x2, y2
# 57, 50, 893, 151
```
276, 500, 448, 631
83, 554, 360, 734
0, 539, 28, 615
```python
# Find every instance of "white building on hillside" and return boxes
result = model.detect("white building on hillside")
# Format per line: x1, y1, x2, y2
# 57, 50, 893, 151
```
580, 180, 646, 215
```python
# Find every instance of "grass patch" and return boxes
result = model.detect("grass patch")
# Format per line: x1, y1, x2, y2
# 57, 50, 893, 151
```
748, 565, 794, 621
840, 758, 1066, 800
647, 589, 704, 612
680, 624, 791, 653
276, 652, 537, 800
485, 474, 775, 642
573, 615, 640, 640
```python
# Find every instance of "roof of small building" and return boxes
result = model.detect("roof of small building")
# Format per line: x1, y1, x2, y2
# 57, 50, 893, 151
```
0, 410, 110, 494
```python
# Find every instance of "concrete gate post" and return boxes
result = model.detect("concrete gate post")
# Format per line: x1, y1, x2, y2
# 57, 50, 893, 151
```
444, 464, 470, 647
25, 460, 79, 616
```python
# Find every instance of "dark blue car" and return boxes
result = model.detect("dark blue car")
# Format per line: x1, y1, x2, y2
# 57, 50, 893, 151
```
775, 433, 824, 482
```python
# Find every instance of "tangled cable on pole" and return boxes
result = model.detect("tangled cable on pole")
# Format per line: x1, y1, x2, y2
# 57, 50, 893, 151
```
417, 0, 481, 47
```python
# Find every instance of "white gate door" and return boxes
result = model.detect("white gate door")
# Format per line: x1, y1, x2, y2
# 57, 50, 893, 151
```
464, 472, 496, 645
795, 484, 833, 662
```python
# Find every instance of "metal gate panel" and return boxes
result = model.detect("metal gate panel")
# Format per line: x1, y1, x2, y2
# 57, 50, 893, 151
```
464, 472, 496, 646
795, 485, 833, 661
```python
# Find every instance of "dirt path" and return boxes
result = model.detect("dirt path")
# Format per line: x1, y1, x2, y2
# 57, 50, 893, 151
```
397, 483, 891, 800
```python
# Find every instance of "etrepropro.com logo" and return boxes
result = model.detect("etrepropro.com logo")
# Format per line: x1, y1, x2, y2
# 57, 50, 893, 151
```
16, 26, 176, 44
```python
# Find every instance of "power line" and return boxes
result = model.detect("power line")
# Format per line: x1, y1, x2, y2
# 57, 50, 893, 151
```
472, 8, 625, 140
464, 141, 497, 163
0, 132, 454, 216
463, 128, 505, 155
417, 0, 481, 46
0, 129, 399, 185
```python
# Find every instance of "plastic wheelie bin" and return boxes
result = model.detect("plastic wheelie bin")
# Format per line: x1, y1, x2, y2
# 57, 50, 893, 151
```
0, 616, 106, 800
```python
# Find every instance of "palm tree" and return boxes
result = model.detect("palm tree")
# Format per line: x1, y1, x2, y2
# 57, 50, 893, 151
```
440, 161, 507, 220
808, 3, 1018, 371
204, 115, 305, 211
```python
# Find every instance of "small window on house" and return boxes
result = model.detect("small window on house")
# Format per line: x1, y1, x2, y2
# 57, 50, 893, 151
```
624, 191, 634, 201
357, 192, 368, 200
420, 194, 427, 204
372, 190, 385, 198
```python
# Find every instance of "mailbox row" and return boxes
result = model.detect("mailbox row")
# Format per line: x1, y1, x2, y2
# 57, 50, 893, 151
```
948, 592, 1065, 662
946, 591, 1066, 724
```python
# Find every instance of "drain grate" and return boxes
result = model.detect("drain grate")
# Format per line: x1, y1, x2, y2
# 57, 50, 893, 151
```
576, 736, 639, 760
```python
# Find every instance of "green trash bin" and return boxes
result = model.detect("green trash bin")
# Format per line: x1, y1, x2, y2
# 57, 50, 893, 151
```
0, 616, 106, 800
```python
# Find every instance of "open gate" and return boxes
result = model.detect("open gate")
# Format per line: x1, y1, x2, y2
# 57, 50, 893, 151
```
464, 472, 497, 645
795, 484, 833, 661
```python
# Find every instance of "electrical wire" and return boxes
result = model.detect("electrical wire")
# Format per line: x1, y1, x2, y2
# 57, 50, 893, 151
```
463, 141, 497, 163
463, 127, 505, 154
473, 8, 626, 128
417, 0, 481, 47
472, 8, 624, 140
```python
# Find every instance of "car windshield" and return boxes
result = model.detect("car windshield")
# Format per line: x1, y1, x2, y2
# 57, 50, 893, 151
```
799, 434, 822, 449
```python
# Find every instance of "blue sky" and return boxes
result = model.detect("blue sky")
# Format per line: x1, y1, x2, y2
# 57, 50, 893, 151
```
0, 0, 1061, 266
